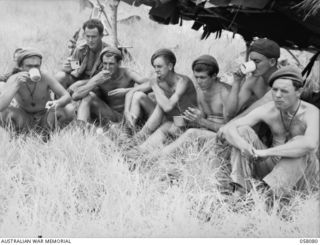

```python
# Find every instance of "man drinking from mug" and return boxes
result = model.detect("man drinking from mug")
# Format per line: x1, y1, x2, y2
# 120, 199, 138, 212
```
55, 19, 109, 90
0, 48, 72, 132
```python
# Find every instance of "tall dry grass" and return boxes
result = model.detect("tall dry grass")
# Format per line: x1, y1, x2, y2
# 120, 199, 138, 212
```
0, 0, 319, 238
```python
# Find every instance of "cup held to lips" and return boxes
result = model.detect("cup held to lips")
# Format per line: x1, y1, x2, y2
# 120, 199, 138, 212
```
29, 68, 41, 82
240, 61, 256, 74
173, 115, 186, 127
70, 60, 80, 70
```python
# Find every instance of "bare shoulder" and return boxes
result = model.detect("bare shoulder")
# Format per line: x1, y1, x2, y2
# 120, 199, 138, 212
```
302, 100, 319, 115
40, 72, 55, 84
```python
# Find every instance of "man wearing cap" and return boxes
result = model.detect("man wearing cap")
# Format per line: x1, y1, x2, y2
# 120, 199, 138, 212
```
55, 19, 109, 89
224, 38, 280, 118
72, 46, 147, 124
223, 66, 319, 197
136, 48, 197, 151
158, 55, 231, 155
0, 48, 72, 131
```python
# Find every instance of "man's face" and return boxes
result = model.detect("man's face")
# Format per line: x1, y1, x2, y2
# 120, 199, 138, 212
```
20, 56, 41, 72
271, 78, 301, 111
84, 27, 102, 50
249, 51, 275, 77
153, 57, 172, 79
194, 71, 214, 90
102, 55, 119, 76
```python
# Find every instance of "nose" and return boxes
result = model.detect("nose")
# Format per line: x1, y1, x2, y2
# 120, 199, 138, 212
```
275, 90, 282, 98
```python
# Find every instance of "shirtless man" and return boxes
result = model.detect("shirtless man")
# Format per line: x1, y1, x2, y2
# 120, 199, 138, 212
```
224, 38, 280, 118
137, 49, 197, 151
55, 19, 109, 89
72, 46, 147, 124
160, 55, 231, 155
0, 48, 72, 131
222, 66, 319, 197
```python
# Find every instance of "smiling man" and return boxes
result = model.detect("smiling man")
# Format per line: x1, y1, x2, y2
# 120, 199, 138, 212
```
55, 19, 109, 89
0, 48, 72, 132
223, 66, 319, 197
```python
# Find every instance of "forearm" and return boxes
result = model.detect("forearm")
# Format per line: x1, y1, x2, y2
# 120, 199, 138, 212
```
72, 83, 97, 100
56, 93, 72, 108
0, 80, 20, 111
264, 138, 317, 158
197, 117, 222, 132
152, 85, 174, 112
141, 105, 164, 134
224, 83, 241, 117
225, 124, 251, 150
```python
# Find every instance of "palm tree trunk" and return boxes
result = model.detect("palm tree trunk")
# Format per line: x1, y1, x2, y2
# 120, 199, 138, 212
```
108, 0, 120, 47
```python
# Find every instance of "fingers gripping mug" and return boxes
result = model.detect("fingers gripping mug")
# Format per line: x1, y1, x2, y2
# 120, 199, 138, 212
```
29, 68, 41, 82
240, 61, 256, 74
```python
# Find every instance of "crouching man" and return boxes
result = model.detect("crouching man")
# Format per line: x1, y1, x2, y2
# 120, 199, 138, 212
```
72, 46, 146, 125
221, 66, 319, 197
0, 48, 72, 132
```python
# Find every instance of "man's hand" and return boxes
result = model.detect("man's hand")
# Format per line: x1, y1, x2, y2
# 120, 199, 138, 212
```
62, 58, 73, 73
233, 68, 246, 83
252, 149, 269, 158
94, 70, 112, 85
14, 72, 29, 84
45, 100, 60, 110
108, 88, 129, 96
183, 107, 203, 123
216, 125, 228, 143
240, 143, 256, 158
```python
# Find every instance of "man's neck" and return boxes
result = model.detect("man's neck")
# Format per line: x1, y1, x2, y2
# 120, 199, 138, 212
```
262, 66, 278, 84
283, 99, 301, 116
162, 71, 175, 85
90, 41, 102, 53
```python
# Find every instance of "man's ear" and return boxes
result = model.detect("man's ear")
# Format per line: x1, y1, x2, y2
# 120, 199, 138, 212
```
296, 87, 304, 97
269, 58, 277, 67
168, 63, 173, 71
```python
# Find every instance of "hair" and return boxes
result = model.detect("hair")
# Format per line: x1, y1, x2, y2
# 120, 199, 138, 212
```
193, 63, 218, 77
82, 19, 104, 35
102, 52, 122, 63
292, 80, 304, 90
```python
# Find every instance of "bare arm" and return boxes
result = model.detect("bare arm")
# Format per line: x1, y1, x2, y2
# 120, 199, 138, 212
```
224, 75, 254, 118
124, 81, 151, 115
72, 71, 109, 100
139, 104, 164, 135
224, 104, 268, 153
152, 77, 188, 112
0, 72, 28, 111
255, 105, 319, 158
46, 74, 71, 107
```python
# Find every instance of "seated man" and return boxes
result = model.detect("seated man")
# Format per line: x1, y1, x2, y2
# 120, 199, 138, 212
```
224, 38, 280, 118
137, 49, 197, 151
55, 19, 109, 89
222, 66, 319, 197
72, 46, 147, 125
160, 55, 231, 155
0, 48, 73, 132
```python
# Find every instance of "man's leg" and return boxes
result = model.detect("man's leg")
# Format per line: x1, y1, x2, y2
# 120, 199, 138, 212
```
130, 91, 156, 127
162, 128, 216, 155
0, 107, 32, 132
46, 103, 76, 130
54, 71, 75, 89
263, 151, 319, 197
77, 93, 121, 124
139, 121, 173, 152
229, 126, 273, 190
138, 104, 164, 136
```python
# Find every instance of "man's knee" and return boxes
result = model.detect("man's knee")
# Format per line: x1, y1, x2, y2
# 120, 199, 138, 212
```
237, 126, 258, 142
55, 71, 72, 88
132, 91, 147, 104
